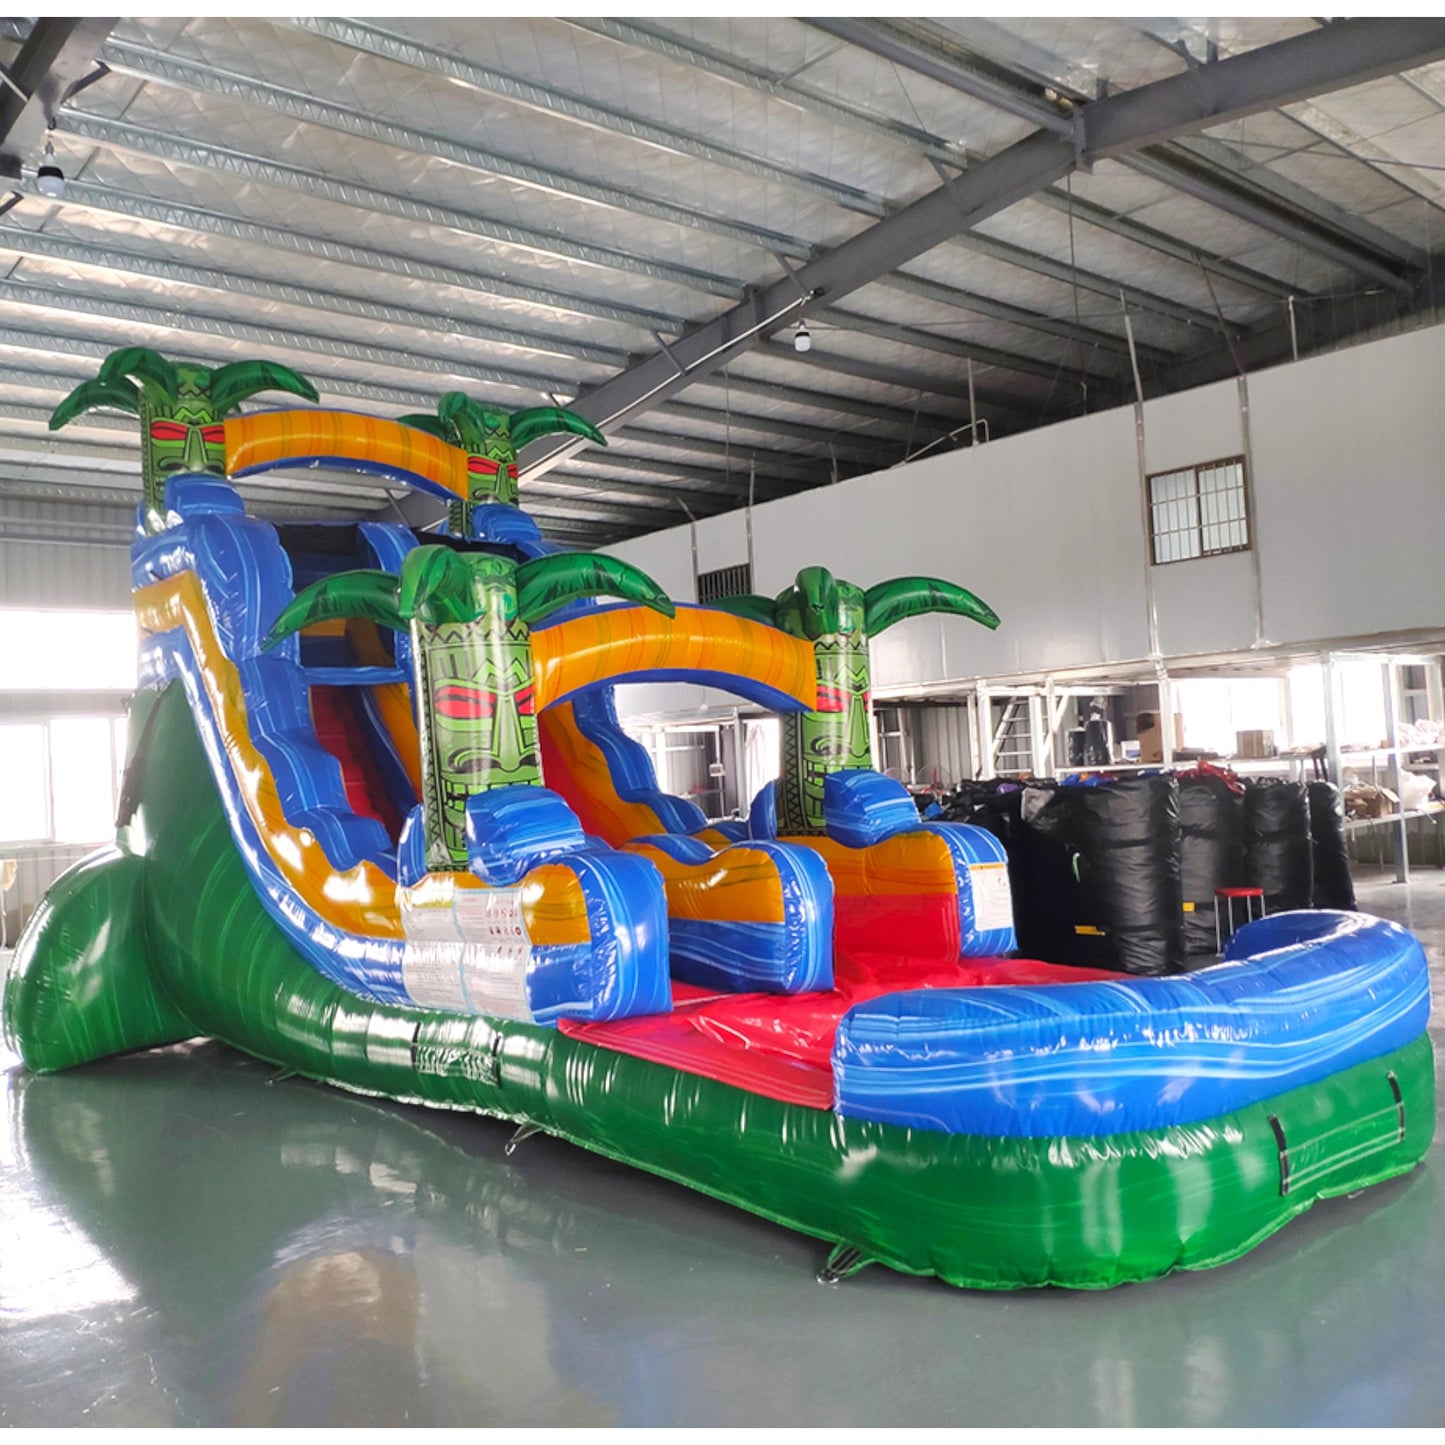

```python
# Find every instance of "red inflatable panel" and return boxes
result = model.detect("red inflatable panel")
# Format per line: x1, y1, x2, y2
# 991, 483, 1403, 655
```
559, 955, 1119, 1109
309, 685, 404, 839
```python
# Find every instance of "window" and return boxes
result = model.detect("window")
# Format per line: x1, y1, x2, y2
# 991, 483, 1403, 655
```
0, 724, 50, 842
0, 715, 128, 845
875, 706, 912, 782
696, 563, 753, 605
1147, 457, 1249, 565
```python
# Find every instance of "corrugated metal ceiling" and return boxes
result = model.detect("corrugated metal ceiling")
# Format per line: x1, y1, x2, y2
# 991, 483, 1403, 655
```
1, 15, 1443, 548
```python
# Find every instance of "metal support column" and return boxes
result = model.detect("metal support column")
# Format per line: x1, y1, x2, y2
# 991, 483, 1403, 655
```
1322, 653, 1343, 786
1384, 658, 1409, 883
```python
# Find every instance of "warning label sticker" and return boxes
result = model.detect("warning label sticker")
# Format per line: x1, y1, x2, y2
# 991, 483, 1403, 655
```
969, 862, 1014, 933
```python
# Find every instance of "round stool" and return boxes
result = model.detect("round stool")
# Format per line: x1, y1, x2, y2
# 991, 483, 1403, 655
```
1214, 886, 1266, 952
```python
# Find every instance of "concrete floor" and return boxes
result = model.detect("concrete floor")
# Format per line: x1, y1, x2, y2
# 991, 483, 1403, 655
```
3, 866, 1443, 1427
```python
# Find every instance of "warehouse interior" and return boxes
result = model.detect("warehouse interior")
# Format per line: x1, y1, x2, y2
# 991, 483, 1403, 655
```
2, 13, 1445, 1428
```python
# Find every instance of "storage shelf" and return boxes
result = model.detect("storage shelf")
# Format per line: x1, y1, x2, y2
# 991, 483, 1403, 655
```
1344, 806, 1445, 833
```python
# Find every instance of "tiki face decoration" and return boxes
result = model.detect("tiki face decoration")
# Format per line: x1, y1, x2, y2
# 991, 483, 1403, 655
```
398, 392, 606, 540
141, 366, 227, 494
411, 561, 540, 867
715, 567, 1001, 839
265, 545, 673, 873
778, 578, 872, 836
49, 347, 318, 534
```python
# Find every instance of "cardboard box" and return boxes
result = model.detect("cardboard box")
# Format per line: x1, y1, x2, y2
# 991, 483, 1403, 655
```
1235, 728, 1277, 759
1136, 712, 1185, 764
1345, 784, 1397, 819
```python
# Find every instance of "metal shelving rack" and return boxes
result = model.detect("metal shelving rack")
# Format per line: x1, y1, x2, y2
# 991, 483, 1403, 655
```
1323, 652, 1445, 883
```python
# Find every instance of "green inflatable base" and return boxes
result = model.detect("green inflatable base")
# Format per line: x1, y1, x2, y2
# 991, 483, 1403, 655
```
5, 684, 1436, 1289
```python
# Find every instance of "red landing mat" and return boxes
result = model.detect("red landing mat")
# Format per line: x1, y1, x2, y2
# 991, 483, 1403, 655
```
559, 954, 1118, 1110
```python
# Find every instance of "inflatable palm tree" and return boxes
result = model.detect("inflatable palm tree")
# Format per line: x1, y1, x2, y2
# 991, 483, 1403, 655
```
398, 392, 606, 534
718, 568, 999, 835
265, 546, 672, 870
50, 346, 319, 534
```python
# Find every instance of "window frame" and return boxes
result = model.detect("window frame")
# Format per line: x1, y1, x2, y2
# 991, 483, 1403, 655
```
696, 562, 754, 606
1146, 454, 1251, 566
0, 712, 128, 847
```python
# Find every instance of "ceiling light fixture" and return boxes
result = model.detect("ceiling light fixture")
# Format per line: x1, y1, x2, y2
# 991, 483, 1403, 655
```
35, 136, 64, 199
793, 320, 812, 354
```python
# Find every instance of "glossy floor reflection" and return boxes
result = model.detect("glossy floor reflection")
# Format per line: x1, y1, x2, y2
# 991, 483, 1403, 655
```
2, 867, 1443, 1427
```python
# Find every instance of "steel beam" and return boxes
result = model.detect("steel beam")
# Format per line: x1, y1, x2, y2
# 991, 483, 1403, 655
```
655, 400, 899, 461
1178, 133, 1428, 269
280, 15, 1230, 357
0, 278, 583, 403
1029, 185, 1306, 304
955, 227, 1236, 336
48, 107, 1108, 395
808, 18, 1074, 138
1127, 148, 1415, 293
523, 21, 1445, 476
0, 338, 881, 483
555, 451, 796, 500
1083, 20, 1445, 160
578, 14, 1318, 311
0, 224, 632, 370
98, 35, 814, 264
60, 110, 745, 301
875, 273, 1167, 366
21, 173, 683, 335
0, 18, 115, 176
759, 340, 1060, 416
562, 16, 968, 166
286, 16, 890, 219
520, 127, 1076, 476
8, 196, 987, 452
0, 281, 930, 467
817, 16, 1445, 297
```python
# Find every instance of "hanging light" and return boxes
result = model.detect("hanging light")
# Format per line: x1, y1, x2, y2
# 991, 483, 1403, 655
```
35, 136, 64, 199
793, 320, 812, 354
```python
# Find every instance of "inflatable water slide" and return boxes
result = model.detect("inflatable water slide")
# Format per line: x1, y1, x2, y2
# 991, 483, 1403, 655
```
4, 350, 1433, 1290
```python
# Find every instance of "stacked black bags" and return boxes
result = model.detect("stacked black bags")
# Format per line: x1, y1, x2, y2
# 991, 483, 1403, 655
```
1178, 773, 1247, 955
1015, 776, 1184, 975
1242, 780, 1314, 913
1308, 780, 1357, 909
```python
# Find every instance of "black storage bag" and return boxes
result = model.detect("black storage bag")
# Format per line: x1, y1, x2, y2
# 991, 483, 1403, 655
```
1178, 774, 1246, 954
1021, 776, 1184, 975
1308, 780, 1356, 910
1242, 780, 1313, 913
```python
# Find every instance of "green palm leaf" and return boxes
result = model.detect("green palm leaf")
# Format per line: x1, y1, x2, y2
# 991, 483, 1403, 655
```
49, 377, 142, 430
396, 412, 453, 443
863, 577, 999, 637
710, 593, 777, 627
517, 553, 673, 626
262, 570, 404, 650
437, 392, 494, 454
97, 347, 182, 405
398, 546, 502, 627
208, 360, 319, 416
508, 405, 606, 453
771, 566, 848, 640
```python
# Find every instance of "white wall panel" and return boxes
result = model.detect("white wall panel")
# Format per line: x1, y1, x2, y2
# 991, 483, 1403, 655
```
614, 405, 1150, 712
1250, 322, 1445, 646
1153, 549, 1258, 658
0, 501, 134, 609
608, 320, 1445, 725
1141, 378, 1244, 476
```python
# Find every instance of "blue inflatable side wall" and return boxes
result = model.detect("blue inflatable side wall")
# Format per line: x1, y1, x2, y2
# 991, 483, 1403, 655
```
132, 477, 670, 1025
833, 911, 1431, 1137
